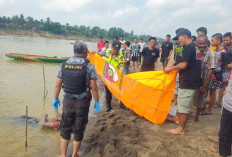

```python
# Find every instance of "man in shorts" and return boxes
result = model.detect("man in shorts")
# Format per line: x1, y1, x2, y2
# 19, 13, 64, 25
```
54, 41, 100, 157
164, 28, 202, 134
131, 38, 140, 72
204, 33, 226, 114
160, 34, 173, 70
171, 28, 184, 106
192, 35, 216, 122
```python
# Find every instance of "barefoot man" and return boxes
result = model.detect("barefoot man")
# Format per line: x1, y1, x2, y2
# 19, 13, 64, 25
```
53, 41, 100, 157
192, 35, 216, 122
164, 28, 202, 134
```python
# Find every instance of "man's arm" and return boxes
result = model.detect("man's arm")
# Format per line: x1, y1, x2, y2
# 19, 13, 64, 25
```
200, 69, 214, 93
98, 50, 105, 56
54, 109, 61, 119
168, 43, 174, 60
172, 61, 176, 66
54, 77, 62, 99
168, 50, 173, 60
90, 80, 99, 102
141, 56, 144, 64
164, 62, 188, 73
226, 63, 232, 68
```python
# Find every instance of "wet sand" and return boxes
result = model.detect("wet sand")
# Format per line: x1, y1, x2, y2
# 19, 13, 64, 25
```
78, 62, 221, 157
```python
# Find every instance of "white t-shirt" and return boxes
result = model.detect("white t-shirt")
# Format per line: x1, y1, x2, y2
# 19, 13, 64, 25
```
120, 40, 126, 45
98, 47, 107, 56
224, 70, 232, 112
139, 42, 146, 52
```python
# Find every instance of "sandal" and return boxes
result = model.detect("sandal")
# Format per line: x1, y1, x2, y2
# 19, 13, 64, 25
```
200, 110, 212, 116
208, 136, 219, 143
209, 146, 218, 153
214, 103, 222, 108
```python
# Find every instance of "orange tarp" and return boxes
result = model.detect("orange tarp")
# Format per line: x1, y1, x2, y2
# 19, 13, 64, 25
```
89, 52, 176, 124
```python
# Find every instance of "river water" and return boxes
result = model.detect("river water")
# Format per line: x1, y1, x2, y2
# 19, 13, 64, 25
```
0, 35, 100, 157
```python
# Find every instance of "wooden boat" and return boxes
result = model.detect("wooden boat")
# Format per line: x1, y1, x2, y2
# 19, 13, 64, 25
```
5, 53, 69, 63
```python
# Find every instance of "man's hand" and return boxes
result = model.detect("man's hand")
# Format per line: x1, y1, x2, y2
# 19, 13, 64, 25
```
91, 50, 96, 54
52, 98, 60, 110
167, 56, 170, 61
200, 86, 207, 94
164, 67, 172, 73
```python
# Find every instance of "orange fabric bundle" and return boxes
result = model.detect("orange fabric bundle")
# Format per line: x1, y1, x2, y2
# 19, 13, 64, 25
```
89, 52, 176, 124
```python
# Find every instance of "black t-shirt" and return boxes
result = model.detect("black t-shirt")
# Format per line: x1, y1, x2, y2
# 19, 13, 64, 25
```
141, 47, 159, 71
179, 42, 202, 89
161, 41, 173, 58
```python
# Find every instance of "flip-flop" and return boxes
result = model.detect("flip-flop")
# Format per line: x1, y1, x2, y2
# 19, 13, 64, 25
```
209, 146, 218, 153
213, 103, 222, 108
208, 136, 219, 143
200, 110, 212, 116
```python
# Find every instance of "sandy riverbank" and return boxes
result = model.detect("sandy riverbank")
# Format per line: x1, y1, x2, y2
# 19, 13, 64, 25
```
0, 29, 99, 42
79, 95, 221, 157
60, 51, 220, 157
64, 60, 221, 157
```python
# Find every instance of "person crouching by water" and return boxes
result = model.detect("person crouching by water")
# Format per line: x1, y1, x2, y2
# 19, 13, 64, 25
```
53, 41, 100, 157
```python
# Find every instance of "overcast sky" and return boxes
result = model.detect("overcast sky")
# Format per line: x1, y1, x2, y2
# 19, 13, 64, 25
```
0, 0, 231, 37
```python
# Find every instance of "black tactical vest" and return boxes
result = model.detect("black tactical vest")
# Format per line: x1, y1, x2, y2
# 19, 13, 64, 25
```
62, 60, 89, 94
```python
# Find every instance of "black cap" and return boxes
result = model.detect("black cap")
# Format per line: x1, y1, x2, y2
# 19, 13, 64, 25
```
112, 40, 121, 50
192, 35, 197, 41
173, 28, 191, 40
196, 27, 207, 35
175, 28, 184, 34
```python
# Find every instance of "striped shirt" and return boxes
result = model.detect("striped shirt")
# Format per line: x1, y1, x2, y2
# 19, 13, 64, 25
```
198, 47, 217, 80
131, 43, 141, 57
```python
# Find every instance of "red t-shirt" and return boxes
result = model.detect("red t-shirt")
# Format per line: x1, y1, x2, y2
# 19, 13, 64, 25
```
98, 41, 105, 52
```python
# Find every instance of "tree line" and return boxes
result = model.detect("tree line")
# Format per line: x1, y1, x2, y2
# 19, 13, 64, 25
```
0, 14, 163, 42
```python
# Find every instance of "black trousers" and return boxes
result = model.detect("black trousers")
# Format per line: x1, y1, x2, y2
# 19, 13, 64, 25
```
105, 85, 112, 108
139, 53, 142, 63
219, 107, 232, 156
60, 95, 91, 141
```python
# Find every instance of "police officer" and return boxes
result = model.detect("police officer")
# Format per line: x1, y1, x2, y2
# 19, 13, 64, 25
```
53, 41, 100, 157
104, 40, 125, 111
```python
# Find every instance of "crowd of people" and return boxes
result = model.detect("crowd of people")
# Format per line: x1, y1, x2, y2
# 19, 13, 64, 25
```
96, 28, 232, 157
49, 27, 232, 157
